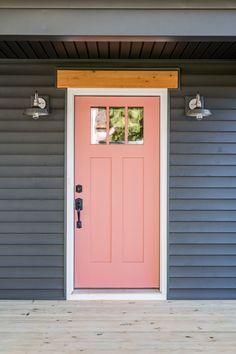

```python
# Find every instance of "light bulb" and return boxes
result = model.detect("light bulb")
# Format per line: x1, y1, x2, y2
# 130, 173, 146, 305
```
33, 112, 40, 120
196, 113, 203, 120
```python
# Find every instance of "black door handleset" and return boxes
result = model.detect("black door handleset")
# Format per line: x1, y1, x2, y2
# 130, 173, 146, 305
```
75, 185, 83, 229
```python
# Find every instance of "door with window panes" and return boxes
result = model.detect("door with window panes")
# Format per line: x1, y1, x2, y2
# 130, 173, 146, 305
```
74, 96, 160, 288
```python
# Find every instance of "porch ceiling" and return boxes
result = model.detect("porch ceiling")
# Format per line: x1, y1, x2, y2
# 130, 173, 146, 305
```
0, 41, 236, 60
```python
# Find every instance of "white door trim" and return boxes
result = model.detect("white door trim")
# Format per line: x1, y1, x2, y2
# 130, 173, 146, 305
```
66, 88, 169, 300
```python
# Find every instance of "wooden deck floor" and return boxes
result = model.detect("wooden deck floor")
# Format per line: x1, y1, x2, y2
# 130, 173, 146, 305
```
0, 300, 236, 353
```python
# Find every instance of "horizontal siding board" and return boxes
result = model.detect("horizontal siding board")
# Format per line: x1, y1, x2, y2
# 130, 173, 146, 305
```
169, 278, 236, 289
0, 121, 64, 132
0, 256, 63, 267
0, 234, 63, 244
0, 65, 55, 75
170, 210, 236, 222
168, 289, 236, 300
170, 255, 236, 266
170, 199, 236, 210
171, 166, 236, 176
182, 74, 236, 86
0, 200, 63, 211
0, 75, 54, 86
171, 143, 236, 154
170, 188, 236, 199
0, 166, 63, 177
0, 267, 63, 278
170, 233, 236, 244
170, 266, 236, 277
0, 223, 63, 233
171, 155, 236, 165
0, 132, 64, 143
0, 156, 63, 166
0, 245, 63, 256
0, 177, 64, 189
0, 144, 64, 155
172, 86, 236, 97
0, 189, 63, 199
171, 132, 236, 143
170, 222, 236, 233
0, 290, 64, 300
0, 211, 64, 222
170, 244, 236, 255
0, 86, 64, 97
0, 278, 63, 290
171, 121, 236, 132
170, 177, 236, 188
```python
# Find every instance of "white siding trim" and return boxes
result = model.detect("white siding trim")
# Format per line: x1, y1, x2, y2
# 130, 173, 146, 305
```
66, 88, 168, 300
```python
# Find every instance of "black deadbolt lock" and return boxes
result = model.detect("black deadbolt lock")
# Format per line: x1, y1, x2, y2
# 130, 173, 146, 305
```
76, 184, 83, 193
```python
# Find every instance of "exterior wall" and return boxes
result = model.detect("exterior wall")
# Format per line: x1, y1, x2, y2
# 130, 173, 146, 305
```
169, 61, 236, 299
0, 63, 65, 299
0, 60, 236, 300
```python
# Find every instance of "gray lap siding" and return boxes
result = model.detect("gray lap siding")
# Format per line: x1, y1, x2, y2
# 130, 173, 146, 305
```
0, 63, 64, 299
0, 60, 236, 299
169, 61, 236, 299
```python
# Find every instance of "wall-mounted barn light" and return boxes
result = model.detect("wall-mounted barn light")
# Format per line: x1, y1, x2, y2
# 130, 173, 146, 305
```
185, 93, 212, 120
23, 91, 49, 120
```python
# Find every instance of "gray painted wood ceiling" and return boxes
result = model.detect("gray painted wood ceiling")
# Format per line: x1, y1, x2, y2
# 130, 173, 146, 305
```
0, 41, 236, 60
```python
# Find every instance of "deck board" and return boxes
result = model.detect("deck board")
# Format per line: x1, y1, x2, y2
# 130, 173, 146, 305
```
0, 300, 236, 353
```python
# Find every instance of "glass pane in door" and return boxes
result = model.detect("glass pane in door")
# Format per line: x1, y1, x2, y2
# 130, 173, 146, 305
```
109, 107, 125, 144
91, 107, 107, 144
128, 107, 144, 144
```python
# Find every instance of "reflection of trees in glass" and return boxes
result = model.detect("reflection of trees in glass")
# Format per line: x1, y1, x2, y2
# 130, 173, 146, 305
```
108, 107, 144, 144
109, 107, 125, 143
128, 107, 144, 143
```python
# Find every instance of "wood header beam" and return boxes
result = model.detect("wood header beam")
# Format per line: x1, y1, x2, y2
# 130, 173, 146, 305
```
57, 70, 179, 89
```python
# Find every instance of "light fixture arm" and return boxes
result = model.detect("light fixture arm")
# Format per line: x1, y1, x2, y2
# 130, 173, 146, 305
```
195, 93, 202, 108
33, 91, 39, 107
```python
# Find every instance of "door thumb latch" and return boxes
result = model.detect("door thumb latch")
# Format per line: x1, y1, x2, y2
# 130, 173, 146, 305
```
75, 197, 83, 229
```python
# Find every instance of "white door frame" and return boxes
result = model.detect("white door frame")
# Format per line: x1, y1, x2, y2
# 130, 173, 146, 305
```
66, 88, 169, 300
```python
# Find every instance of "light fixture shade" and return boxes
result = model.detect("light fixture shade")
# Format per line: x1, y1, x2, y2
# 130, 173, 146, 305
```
24, 107, 49, 120
24, 91, 49, 120
186, 107, 212, 119
185, 93, 212, 120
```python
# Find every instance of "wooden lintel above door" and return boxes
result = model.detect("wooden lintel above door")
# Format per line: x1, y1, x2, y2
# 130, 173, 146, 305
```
56, 69, 179, 89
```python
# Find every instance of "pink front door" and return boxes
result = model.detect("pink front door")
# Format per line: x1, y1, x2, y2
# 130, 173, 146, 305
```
74, 96, 160, 288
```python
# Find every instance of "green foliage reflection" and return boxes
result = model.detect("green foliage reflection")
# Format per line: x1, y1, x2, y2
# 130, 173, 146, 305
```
128, 107, 144, 143
109, 107, 125, 143
108, 107, 144, 144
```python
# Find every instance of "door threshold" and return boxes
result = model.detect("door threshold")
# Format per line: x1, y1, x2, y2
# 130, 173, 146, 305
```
68, 289, 165, 300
